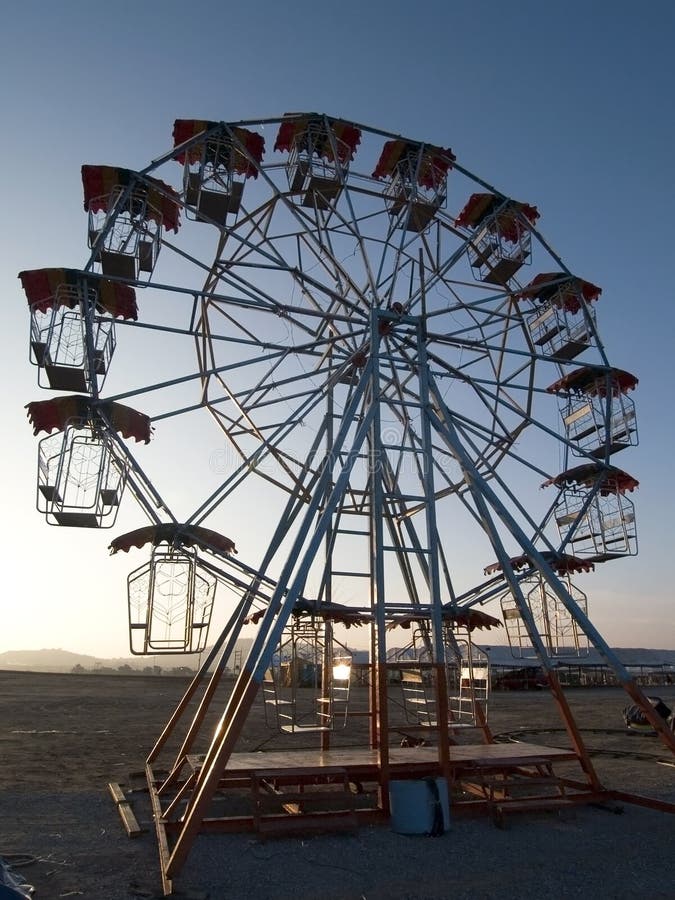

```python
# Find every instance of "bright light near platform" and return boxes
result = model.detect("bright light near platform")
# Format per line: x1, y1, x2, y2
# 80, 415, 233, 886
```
332, 662, 351, 681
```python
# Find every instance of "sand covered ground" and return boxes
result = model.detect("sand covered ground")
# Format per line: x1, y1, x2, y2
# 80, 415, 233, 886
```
1, 670, 674, 899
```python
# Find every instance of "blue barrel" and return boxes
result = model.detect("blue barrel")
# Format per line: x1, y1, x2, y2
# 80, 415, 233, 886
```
389, 777, 450, 835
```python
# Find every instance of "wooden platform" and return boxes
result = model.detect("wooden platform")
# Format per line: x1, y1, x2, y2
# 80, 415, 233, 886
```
149, 741, 595, 890
186, 741, 577, 781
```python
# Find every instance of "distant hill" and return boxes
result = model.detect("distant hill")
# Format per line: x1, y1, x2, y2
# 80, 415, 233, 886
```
0, 648, 102, 672
2, 642, 675, 675
0, 640, 253, 674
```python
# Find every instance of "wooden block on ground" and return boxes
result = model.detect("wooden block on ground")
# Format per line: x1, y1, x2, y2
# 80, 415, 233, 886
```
108, 781, 144, 837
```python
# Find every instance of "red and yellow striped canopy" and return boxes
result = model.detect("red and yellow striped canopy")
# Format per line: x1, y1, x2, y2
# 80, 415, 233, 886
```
172, 120, 265, 177
109, 523, 236, 556
387, 608, 502, 632
547, 367, 638, 397
542, 464, 639, 495
82, 166, 181, 233
455, 192, 539, 240
274, 115, 361, 164
372, 140, 455, 189
518, 272, 601, 313
19, 268, 138, 320
26, 396, 152, 443
484, 552, 595, 576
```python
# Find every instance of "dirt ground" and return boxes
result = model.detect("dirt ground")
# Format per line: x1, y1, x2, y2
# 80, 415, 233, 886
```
1, 670, 674, 900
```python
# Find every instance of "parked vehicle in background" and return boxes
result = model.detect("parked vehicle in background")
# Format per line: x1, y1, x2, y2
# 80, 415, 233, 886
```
493, 667, 547, 691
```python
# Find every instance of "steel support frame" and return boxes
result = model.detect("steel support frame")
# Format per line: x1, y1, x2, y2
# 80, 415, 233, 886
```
427, 381, 675, 756
154, 300, 669, 886
164, 361, 376, 877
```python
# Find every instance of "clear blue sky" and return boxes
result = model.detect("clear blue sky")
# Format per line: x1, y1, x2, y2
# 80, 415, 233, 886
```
1, 0, 674, 656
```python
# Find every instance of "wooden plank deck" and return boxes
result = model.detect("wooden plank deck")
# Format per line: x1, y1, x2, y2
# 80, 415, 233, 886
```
186, 742, 577, 780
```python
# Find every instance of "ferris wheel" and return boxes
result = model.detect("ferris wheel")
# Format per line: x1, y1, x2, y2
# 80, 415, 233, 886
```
21, 113, 640, 646
20, 113, 674, 888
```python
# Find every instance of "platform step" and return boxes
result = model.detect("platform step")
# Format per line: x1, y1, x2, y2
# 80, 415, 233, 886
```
493, 795, 576, 829
252, 766, 357, 837
256, 810, 358, 837
495, 796, 574, 814
478, 776, 561, 789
